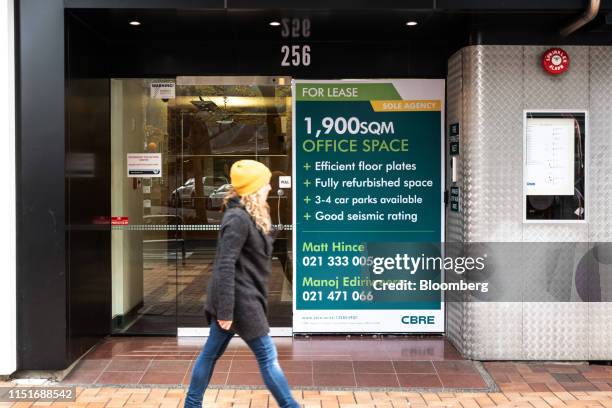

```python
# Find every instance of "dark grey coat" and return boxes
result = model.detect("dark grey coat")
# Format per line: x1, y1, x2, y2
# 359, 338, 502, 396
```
204, 196, 275, 341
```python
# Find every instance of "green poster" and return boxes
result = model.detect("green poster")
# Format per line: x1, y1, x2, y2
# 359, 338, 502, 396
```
293, 79, 445, 333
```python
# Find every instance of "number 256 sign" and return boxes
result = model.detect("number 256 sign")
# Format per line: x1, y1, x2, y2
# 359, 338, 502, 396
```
279, 18, 311, 67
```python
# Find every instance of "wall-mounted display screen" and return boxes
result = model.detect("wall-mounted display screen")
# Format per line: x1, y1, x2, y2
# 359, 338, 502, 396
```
523, 111, 587, 222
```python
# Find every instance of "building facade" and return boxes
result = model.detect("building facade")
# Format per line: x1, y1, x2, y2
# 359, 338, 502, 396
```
2, 0, 612, 376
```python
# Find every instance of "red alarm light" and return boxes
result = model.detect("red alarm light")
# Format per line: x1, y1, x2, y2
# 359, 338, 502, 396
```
542, 48, 570, 75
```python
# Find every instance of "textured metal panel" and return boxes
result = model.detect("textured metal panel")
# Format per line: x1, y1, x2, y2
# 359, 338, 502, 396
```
459, 46, 525, 359
462, 302, 522, 360
520, 46, 591, 359
444, 51, 464, 355
447, 45, 612, 360
589, 302, 612, 360
522, 242, 589, 302
523, 302, 589, 360
459, 242, 525, 358
523, 46, 589, 109
446, 51, 464, 244
588, 47, 612, 243
523, 46, 589, 243
586, 48, 612, 359
463, 46, 523, 243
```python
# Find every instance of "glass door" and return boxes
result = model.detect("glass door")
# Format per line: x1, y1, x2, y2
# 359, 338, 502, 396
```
174, 76, 293, 334
111, 77, 293, 335
111, 78, 179, 335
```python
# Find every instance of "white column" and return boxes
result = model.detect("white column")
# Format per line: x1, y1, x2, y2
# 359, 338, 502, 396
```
0, 0, 16, 376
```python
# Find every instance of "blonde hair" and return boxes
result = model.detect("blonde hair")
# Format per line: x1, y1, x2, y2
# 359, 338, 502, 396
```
223, 186, 272, 234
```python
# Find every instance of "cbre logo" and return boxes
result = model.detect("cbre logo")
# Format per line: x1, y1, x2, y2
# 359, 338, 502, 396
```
401, 315, 435, 325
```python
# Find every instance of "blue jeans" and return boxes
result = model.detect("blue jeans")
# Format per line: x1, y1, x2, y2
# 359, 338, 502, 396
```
184, 320, 300, 408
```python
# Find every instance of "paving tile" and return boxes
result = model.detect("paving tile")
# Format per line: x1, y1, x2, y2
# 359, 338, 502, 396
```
106, 359, 152, 371
353, 361, 395, 374
396, 374, 442, 388
95, 371, 144, 384
12, 387, 612, 408
559, 382, 599, 392
568, 374, 588, 382
210, 359, 231, 372
57, 336, 594, 392
491, 373, 509, 383
61, 369, 101, 384
227, 372, 265, 386
530, 383, 552, 392
279, 360, 313, 373
392, 361, 436, 374
182, 371, 228, 386
441, 353, 463, 361
83, 349, 115, 359
552, 373, 572, 382
230, 359, 260, 373
148, 360, 191, 372
314, 373, 356, 387
545, 382, 568, 392
484, 363, 612, 394
140, 371, 185, 385
438, 374, 487, 389
153, 354, 193, 361
355, 373, 400, 387
285, 372, 315, 387
232, 354, 262, 361
433, 361, 478, 375
75, 359, 111, 370
348, 353, 393, 361
583, 371, 612, 380
111, 354, 157, 360
313, 360, 354, 374
594, 383, 612, 391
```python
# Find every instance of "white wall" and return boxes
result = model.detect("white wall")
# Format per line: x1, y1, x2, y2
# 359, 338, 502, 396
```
0, 0, 16, 376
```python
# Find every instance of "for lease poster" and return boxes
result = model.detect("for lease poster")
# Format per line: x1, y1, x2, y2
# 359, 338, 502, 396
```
292, 79, 445, 333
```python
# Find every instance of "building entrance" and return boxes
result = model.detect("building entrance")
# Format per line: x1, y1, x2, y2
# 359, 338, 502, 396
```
110, 76, 293, 335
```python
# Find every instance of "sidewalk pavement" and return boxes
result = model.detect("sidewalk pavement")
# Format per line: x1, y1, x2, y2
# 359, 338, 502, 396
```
1, 385, 611, 407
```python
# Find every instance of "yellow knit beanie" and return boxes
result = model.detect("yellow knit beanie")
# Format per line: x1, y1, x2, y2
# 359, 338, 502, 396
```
230, 160, 272, 196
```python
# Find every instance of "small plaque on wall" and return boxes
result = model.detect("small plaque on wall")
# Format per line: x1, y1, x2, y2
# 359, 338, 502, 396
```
523, 111, 586, 223
449, 122, 459, 155
450, 186, 460, 212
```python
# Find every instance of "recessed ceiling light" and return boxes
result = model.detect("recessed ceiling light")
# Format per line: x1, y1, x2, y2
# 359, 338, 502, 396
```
269, 21, 281, 26
129, 21, 141, 26
406, 21, 418, 26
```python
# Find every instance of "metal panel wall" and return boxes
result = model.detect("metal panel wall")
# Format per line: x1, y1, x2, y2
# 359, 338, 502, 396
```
446, 45, 612, 360
16, 0, 68, 370
444, 51, 465, 352
17, 1, 113, 371
587, 46, 612, 360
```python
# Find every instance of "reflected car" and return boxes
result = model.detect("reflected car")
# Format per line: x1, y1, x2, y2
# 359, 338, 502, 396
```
170, 176, 228, 208
207, 183, 233, 210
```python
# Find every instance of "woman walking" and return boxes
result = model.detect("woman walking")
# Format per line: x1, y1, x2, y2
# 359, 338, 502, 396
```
184, 160, 300, 408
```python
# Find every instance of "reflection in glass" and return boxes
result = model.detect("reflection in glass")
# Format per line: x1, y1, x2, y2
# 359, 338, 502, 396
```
111, 78, 293, 334
111, 78, 178, 335
173, 82, 293, 329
